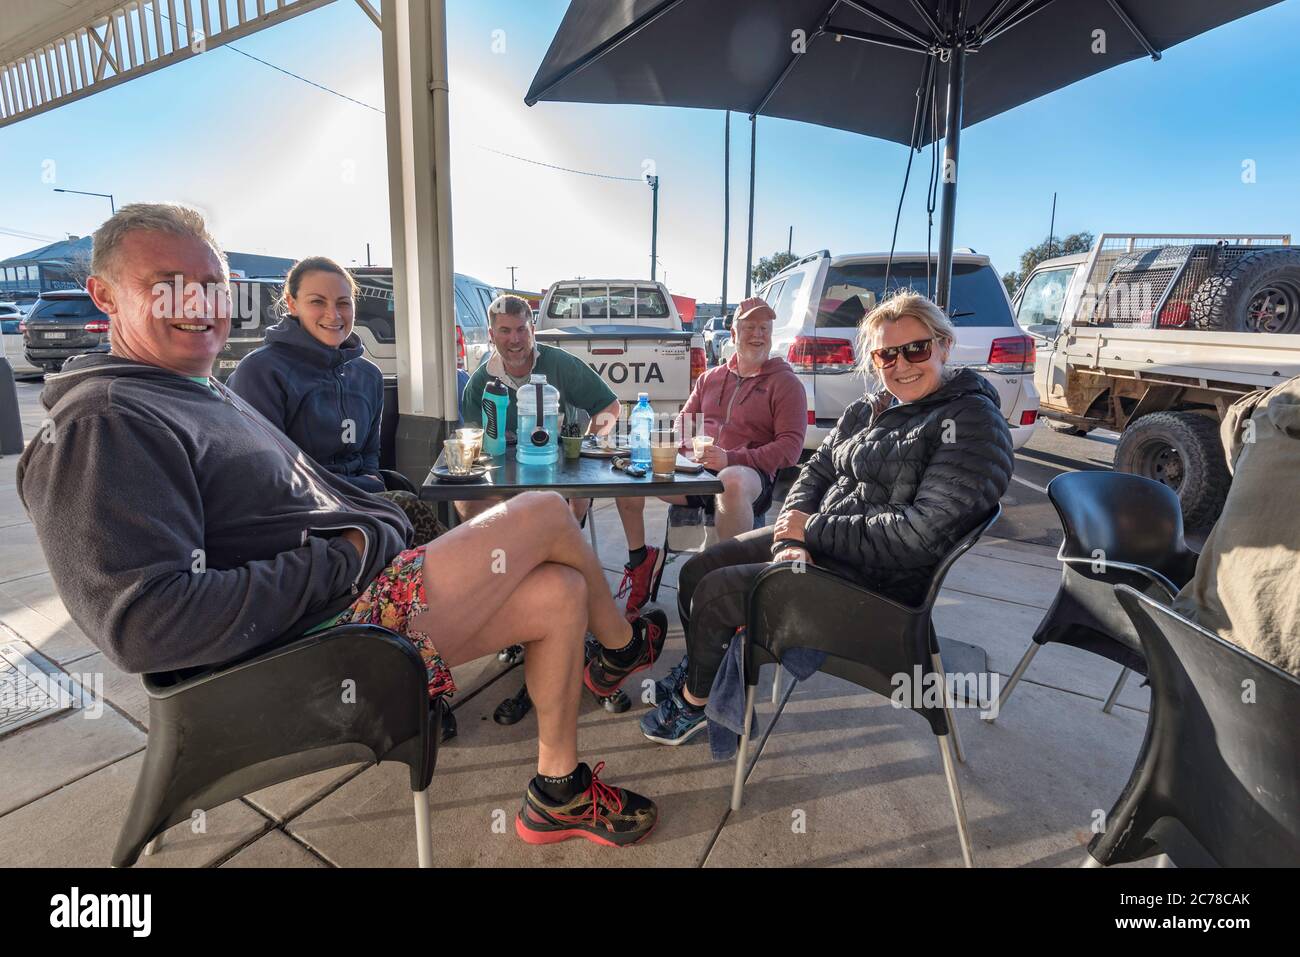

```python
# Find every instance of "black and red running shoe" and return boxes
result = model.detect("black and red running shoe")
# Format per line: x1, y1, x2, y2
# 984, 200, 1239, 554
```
515, 762, 658, 847
583, 607, 668, 697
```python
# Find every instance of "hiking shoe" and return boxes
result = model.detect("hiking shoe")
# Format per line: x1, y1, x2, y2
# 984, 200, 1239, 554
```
584, 608, 667, 697
639, 691, 707, 746
652, 653, 690, 706
515, 762, 658, 847
615, 546, 665, 620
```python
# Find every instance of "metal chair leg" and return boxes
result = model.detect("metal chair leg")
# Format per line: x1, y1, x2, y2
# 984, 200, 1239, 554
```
729, 683, 758, 811
1155, 853, 1174, 868
412, 788, 434, 868
771, 665, 781, 704
1080, 853, 1104, 868
982, 640, 1040, 723
587, 499, 599, 561
143, 834, 163, 856
1101, 667, 1130, 714
936, 732, 974, 868
931, 651, 965, 764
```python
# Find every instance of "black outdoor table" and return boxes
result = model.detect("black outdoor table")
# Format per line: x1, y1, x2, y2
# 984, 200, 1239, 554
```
419, 451, 724, 502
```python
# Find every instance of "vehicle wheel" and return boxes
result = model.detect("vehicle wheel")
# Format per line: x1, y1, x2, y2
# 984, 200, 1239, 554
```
1188, 248, 1300, 333
1045, 418, 1092, 437
1114, 411, 1230, 528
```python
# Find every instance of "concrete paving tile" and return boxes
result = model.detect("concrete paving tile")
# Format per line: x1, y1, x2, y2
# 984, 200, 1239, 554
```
289, 631, 736, 867
245, 764, 370, 823
0, 698, 146, 817
945, 551, 1059, 610
932, 591, 1150, 712
0, 571, 97, 663
705, 676, 1147, 868
71, 651, 150, 728
220, 828, 328, 868
0, 752, 271, 868
0, 523, 48, 583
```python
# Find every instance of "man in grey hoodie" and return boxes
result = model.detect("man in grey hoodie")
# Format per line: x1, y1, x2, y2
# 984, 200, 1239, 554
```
17, 203, 667, 847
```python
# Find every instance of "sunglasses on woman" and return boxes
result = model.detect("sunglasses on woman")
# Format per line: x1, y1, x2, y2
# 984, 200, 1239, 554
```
870, 337, 935, 369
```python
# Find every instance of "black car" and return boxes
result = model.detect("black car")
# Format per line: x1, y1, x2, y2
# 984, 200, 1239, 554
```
23, 290, 111, 373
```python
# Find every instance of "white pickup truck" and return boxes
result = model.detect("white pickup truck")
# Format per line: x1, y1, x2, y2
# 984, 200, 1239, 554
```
1014, 232, 1300, 527
535, 279, 706, 416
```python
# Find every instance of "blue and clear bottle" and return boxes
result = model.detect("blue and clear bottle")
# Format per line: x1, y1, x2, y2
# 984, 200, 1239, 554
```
516, 374, 560, 466
629, 392, 653, 468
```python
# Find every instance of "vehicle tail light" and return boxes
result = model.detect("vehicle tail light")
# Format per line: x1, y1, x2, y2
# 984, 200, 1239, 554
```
987, 335, 1035, 373
1157, 301, 1190, 328
807, 410, 816, 425
18, 321, 26, 335
786, 336, 855, 373
689, 346, 706, 389
1020, 410, 1039, 426
84, 320, 110, 333
456, 325, 466, 371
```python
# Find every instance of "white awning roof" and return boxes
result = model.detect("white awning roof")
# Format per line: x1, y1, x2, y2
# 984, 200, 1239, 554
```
1, 0, 334, 129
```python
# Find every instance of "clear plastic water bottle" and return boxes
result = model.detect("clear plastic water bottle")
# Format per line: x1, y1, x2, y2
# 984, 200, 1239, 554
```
516, 374, 561, 466
629, 392, 653, 468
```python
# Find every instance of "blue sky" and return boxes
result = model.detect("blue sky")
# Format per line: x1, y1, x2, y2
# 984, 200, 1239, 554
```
2, 0, 1298, 302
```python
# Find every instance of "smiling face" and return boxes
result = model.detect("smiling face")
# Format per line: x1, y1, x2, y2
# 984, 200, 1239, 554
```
876, 313, 949, 404
733, 311, 773, 365
489, 310, 536, 378
286, 269, 355, 348
86, 229, 230, 377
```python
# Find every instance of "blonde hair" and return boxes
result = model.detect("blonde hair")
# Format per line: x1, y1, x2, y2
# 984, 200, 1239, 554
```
91, 202, 228, 280
855, 290, 956, 377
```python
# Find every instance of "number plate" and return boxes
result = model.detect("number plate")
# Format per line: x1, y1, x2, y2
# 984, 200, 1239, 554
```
218, 359, 238, 369
44, 332, 67, 340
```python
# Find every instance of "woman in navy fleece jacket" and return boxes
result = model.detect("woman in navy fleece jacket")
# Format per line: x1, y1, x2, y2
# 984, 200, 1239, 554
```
228, 256, 386, 492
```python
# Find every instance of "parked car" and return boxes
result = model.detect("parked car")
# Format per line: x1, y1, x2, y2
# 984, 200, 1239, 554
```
2, 301, 41, 375
1015, 231, 1300, 526
733, 249, 1041, 452
215, 269, 497, 380
535, 279, 707, 417
702, 314, 732, 364
22, 290, 111, 373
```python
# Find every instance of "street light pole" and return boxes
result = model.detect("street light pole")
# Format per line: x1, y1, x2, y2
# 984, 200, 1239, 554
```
508, 265, 518, 289
647, 175, 660, 281
53, 188, 115, 214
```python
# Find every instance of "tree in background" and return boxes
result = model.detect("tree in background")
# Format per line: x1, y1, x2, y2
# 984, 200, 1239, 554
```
1002, 231, 1094, 295
751, 250, 798, 287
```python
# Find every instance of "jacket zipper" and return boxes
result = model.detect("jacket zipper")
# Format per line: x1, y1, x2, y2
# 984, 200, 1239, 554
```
717, 367, 754, 448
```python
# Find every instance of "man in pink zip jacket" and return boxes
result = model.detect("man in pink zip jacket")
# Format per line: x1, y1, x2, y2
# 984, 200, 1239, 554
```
614, 297, 808, 618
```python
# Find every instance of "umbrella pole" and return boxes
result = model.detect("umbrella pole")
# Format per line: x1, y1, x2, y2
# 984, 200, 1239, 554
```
935, 41, 966, 312
745, 114, 756, 297
721, 111, 730, 322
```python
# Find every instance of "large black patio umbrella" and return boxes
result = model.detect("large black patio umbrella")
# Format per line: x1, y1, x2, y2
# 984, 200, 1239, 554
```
525, 0, 1282, 310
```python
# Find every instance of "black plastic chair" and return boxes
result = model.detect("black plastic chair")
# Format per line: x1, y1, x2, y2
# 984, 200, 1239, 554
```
112, 623, 443, 868
1084, 587, 1300, 867
990, 471, 1198, 720
731, 507, 1001, 868
379, 468, 418, 494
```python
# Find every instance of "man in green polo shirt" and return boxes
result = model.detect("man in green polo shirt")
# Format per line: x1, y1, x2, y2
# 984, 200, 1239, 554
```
460, 294, 620, 519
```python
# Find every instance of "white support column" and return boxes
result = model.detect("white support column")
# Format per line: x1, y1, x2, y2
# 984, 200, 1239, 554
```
380, 0, 457, 476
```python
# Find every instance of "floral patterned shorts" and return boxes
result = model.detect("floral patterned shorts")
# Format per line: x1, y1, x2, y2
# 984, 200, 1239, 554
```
326, 545, 456, 699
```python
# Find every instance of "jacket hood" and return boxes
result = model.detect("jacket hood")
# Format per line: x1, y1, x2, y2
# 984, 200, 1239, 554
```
40, 352, 210, 410
724, 353, 797, 379
264, 315, 364, 367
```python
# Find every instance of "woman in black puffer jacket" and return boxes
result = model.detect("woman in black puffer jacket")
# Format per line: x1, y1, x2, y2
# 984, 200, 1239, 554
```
641, 290, 1014, 745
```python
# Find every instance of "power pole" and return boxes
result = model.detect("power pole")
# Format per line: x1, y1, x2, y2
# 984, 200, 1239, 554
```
508, 265, 518, 290
745, 115, 756, 297
787, 225, 793, 255
366, 242, 372, 267
721, 111, 730, 323
1047, 192, 1057, 258
648, 175, 660, 281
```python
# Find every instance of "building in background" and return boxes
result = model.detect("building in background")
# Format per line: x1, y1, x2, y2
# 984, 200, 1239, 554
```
0, 236, 294, 304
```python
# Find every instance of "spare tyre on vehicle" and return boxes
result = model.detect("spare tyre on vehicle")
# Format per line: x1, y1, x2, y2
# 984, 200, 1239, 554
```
1114, 410, 1230, 529
1188, 247, 1300, 334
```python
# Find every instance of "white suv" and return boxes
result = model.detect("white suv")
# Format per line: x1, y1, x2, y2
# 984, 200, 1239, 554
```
730, 250, 1040, 451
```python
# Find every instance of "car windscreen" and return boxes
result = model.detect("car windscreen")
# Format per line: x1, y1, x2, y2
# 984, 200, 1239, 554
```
29, 298, 105, 321
354, 275, 396, 343
815, 262, 1013, 328
547, 285, 669, 321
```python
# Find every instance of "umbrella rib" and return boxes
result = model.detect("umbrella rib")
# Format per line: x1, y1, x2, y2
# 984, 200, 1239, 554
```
980, 0, 1052, 44
1105, 0, 1162, 61
523, 0, 687, 106
828, 26, 930, 54
839, 0, 937, 47
905, 0, 945, 40
750, 0, 841, 117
